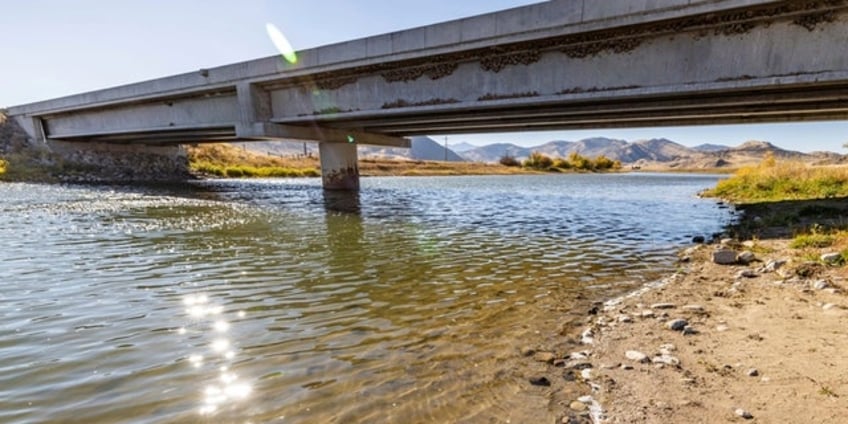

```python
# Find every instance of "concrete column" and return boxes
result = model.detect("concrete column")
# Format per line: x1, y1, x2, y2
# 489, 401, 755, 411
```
319, 142, 359, 190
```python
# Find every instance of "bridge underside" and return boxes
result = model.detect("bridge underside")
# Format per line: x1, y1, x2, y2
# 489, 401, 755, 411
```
8, 0, 848, 189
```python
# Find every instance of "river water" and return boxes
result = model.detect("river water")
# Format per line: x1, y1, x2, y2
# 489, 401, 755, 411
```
0, 174, 729, 423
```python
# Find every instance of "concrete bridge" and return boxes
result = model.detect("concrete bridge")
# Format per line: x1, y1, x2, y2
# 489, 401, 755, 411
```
7, 0, 848, 189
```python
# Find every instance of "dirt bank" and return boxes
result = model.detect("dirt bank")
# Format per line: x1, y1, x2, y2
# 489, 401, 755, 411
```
543, 199, 848, 423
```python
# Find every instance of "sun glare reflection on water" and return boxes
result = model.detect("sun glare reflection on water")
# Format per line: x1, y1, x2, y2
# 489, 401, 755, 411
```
180, 293, 254, 417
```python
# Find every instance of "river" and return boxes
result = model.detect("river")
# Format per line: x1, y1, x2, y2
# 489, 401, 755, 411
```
0, 173, 730, 423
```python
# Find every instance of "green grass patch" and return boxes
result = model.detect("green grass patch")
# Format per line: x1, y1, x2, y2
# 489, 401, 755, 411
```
790, 233, 836, 249
191, 161, 319, 178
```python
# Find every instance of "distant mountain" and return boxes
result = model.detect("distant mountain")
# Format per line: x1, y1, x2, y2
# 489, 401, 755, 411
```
692, 143, 730, 152
232, 136, 846, 170
361, 136, 465, 161
448, 142, 480, 153
233, 136, 465, 162
460, 143, 531, 162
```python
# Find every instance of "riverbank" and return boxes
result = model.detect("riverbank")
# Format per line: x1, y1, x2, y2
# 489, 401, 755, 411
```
546, 196, 848, 423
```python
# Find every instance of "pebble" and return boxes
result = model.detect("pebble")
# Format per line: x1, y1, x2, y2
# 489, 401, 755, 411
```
742, 241, 756, 248
652, 355, 681, 366
568, 361, 593, 370
746, 368, 759, 377
659, 344, 676, 355
534, 352, 557, 364
720, 238, 734, 246
813, 280, 830, 290
640, 310, 656, 318
625, 350, 649, 363
529, 376, 551, 386
651, 303, 677, 310
620, 364, 634, 370
569, 401, 587, 412
601, 363, 619, 370
736, 270, 758, 279
581, 328, 595, 345
578, 395, 593, 404
580, 368, 593, 380
666, 319, 689, 331
682, 305, 706, 314
735, 408, 754, 419
618, 314, 633, 323
683, 325, 698, 335
713, 249, 737, 265
716, 324, 730, 332
821, 252, 842, 264
763, 259, 787, 273
737, 251, 756, 265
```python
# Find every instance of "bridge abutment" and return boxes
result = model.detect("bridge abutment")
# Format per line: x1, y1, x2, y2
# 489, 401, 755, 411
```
319, 142, 359, 191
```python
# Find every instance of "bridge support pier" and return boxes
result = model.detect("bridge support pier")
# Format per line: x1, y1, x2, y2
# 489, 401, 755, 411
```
319, 142, 359, 191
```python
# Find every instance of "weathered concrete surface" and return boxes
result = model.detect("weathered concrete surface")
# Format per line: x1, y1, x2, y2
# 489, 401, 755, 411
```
6, 0, 848, 186
319, 142, 359, 190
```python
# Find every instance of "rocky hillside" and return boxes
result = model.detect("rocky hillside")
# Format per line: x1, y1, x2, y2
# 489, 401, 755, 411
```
235, 136, 465, 162
459, 137, 846, 169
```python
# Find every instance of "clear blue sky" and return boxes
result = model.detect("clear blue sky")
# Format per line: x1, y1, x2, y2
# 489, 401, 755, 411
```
1, 0, 846, 152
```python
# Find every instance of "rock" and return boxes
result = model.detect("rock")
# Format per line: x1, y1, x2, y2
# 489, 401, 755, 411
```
640, 310, 656, 319
821, 252, 843, 264
659, 344, 676, 355
747, 368, 759, 377
713, 249, 737, 265
529, 376, 551, 386
735, 408, 754, 419
580, 368, 593, 380
620, 364, 634, 370
601, 363, 620, 370
682, 305, 706, 314
625, 350, 650, 363
577, 395, 594, 404
567, 361, 593, 370
651, 303, 677, 310
569, 351, 590, 360
736, 269, 758, 279
737, 251, 756, 265
666, 319, 689, 331
692, 235, 705, 243
716, 324, 730, 332
813, 280, 830, 290
617, 314, 633, 323
762, 259, 787, 273
720, 238, 734, 246
581, 328, 595, 345
652, 355, 681, 366
534, 352, 557, 364
520, 346, 536, 357
742, 241, 756, 248
683, 325, 698, 335
569, 401, 587, 412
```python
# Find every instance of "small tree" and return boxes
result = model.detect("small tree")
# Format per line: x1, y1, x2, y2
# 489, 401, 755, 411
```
499, 154, 521, 167
524, 151, 554, 170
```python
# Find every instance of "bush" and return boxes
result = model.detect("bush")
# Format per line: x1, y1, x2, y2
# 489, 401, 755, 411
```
523, 151, 554, 170
499, 154, 521, 167
0, 158, 7, 176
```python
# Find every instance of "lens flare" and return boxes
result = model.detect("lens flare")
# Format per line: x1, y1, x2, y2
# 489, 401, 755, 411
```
266, 23, 298, 64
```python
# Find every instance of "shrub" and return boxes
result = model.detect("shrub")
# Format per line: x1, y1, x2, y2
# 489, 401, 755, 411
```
499, 154, 521, 167
523, 151, 554, 170
0, 158, 7, 176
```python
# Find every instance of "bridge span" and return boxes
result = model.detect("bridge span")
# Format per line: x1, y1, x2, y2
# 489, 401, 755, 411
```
7, 0, 848, 188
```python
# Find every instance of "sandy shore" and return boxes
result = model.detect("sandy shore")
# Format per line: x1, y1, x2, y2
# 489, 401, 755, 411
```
540, 202, 848, 423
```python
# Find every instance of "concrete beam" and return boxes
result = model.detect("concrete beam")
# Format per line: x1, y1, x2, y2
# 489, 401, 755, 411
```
239, 122, 410, 147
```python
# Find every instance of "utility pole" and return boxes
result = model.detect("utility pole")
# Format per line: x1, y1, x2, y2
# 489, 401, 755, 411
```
444, 136, 448, 161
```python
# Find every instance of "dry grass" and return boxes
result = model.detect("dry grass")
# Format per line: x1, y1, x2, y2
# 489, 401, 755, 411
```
187, 143, 535, 178
703, 156, 848, 202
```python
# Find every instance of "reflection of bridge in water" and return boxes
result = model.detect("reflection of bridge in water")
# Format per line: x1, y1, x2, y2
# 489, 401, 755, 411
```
8, 0, 848, 189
